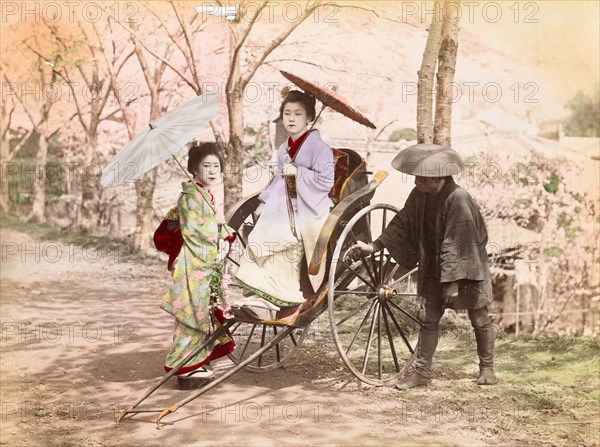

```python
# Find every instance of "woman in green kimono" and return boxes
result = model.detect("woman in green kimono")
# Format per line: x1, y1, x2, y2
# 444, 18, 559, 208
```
160, 142, 235, 375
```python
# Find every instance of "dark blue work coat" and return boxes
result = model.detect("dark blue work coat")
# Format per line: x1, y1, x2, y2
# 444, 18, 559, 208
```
376, 178, 492, 309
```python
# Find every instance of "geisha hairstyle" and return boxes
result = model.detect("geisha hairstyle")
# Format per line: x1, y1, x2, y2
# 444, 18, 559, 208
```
278, 89, 317, 122
187, 141, 225, 176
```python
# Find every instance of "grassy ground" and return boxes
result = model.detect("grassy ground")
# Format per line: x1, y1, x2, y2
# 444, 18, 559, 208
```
428, 329, 600, 446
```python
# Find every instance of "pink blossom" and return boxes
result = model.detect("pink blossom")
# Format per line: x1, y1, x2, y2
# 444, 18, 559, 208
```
216, 303, 234, 320
173, 300, 183, 309
195, 271, 206, 280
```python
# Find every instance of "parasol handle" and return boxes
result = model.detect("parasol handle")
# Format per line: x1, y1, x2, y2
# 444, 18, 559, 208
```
310, 105, 328, 130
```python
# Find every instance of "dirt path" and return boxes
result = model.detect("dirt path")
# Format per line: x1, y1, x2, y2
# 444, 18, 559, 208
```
0, 228, 592, 447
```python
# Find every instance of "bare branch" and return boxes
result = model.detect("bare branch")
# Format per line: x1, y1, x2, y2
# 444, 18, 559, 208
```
264, 59, 393, 81
1, 103, 16, 143
141, 1, 188, 58
335, 2, 418, 27
374, 119, 398, 141
239, 1, 321, 89
2, 70, 37, 130
170, 0, 202, 90
98, 4, 197, 93
236, 1, 269, 49
8, 128, 34, 157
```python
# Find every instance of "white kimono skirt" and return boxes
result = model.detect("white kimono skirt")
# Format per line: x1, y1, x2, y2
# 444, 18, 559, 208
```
235, 130, 335, 307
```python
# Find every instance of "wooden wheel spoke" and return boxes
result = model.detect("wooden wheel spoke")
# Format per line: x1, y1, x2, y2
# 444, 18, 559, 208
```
383, 261, 400, 286
377, 301, 382, 379
336, 295, 377, 327
334, 268, 357, 290
387, 300, 423, 327
381, 304, 400, 372
229, 322, 242, 336
289, 331, 298, 347
346, 300, 377, 355
257, 325, 267, 368
361, 302, 380, 375
239, 324, 257, 360
333, 290, 377, 296
341, 260, 376, 290
377, 252, 386, 285
387, 266, 419, 290
348, 230, 379, 288
384, 302, 416, 354
273, 326, 281, 363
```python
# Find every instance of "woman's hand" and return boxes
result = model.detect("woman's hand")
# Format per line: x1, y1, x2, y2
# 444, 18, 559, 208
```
282, 163, 297, 177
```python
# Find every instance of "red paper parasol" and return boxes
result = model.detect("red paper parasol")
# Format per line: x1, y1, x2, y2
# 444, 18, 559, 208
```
280, 70, 376, 129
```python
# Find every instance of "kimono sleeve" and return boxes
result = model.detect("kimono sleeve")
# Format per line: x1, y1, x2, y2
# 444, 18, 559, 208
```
259, 148, 285, 203
440, 189, 488, 282
178, 189, 219, 263
296, 140, 335, 195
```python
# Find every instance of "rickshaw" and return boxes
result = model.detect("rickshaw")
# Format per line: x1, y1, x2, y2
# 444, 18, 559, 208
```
114, 72, 423, 427
115, 150, 423, 427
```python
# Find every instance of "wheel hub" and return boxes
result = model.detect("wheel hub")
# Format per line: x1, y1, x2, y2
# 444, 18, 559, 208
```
377, 287, 396, 301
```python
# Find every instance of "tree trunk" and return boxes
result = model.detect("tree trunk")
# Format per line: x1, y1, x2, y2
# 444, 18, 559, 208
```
417, 1, 443, 144
224, 19, 244, 213
134, 170, 158, 251
225, 94, 245, 212
0, 137, 11, 213
80, 136, 99, 232
30, 125, 48, 222
433, 1, 461, 148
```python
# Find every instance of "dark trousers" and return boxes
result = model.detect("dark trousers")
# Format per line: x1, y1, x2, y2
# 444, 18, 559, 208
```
414, 292, 495, 378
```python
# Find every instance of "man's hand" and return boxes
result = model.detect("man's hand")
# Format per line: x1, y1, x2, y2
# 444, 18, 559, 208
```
345, 241, 374, 262
442, 281, 459, 305
282, 163, 297, 177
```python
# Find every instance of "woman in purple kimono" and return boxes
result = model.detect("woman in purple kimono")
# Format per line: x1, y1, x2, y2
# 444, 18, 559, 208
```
235, 90, 335, 312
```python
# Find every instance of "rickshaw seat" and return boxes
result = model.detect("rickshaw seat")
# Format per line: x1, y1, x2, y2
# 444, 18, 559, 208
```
329, 148, 350, 204
330, 148, 367, 206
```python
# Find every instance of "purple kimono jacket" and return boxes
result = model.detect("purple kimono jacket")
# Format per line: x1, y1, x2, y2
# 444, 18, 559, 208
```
255, 129, 335, 289
260, 130, 334, 216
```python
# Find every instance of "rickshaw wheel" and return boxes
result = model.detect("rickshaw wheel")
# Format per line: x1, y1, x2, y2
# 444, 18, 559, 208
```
224, 194, 310, 372
328, 204, 422, 386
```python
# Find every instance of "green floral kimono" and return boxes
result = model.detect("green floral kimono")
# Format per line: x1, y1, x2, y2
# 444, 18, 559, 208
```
160, 181, 234, 374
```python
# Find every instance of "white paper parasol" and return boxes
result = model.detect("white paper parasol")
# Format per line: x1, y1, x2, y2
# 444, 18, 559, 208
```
100, 92, 221, 187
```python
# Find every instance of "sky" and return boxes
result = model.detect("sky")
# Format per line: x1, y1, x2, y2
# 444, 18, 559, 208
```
1, 1, 598, 135
460, 0, 599, 101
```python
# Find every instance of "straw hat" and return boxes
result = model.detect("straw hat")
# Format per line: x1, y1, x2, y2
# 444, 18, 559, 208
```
391, 143, 465, 177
